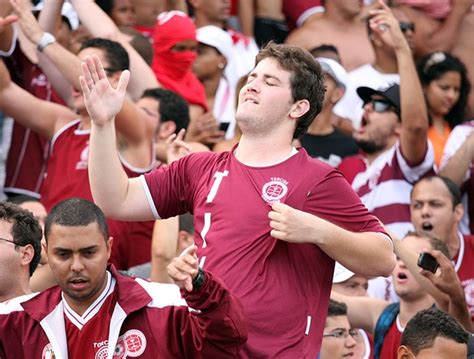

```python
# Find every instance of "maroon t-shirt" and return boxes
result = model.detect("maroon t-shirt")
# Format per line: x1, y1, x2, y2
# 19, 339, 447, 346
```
143, 147, 385, 358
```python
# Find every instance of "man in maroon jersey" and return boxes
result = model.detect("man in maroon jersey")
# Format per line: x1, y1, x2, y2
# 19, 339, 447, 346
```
410, 175, 474, 324
84, 38, 396, 357
0, 198, 247, 357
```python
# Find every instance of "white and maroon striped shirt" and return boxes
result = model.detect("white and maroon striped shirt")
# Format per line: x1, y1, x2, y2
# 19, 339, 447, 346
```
339, 141, 435, 238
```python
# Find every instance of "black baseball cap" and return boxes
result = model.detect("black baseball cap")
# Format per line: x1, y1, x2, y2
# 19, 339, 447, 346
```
357, 84, 401, 117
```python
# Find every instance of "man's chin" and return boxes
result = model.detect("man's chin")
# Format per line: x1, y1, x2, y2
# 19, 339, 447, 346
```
355, 140, 384, 154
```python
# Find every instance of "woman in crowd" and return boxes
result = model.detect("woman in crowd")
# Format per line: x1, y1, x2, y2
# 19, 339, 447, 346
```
417, 51, 470, 166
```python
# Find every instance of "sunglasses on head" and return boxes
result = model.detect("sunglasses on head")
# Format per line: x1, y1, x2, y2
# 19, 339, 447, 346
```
399, 21, 415, 33
364, 99, 396, 113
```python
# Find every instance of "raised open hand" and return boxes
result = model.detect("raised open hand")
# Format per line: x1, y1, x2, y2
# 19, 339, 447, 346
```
79, 54, 130, 126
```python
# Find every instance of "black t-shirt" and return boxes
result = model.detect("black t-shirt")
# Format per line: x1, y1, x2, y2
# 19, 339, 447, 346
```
300, 129, 359, 167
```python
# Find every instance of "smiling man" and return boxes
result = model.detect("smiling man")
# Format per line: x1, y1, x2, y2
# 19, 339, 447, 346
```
410, 175, 474, 322
0, 198, 247, 358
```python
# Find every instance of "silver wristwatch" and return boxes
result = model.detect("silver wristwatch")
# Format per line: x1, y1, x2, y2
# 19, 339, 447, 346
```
37, 32, 56, 52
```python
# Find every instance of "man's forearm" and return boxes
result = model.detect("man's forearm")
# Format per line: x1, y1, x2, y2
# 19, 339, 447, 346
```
316, 222, 395, 278
439, 137, 473, 186
89, 120, 131, 216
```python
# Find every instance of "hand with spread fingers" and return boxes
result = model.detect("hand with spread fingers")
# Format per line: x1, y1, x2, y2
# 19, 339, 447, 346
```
9, 0, 43, 44
167, 245, 199, 292
79, 54, 130, 125
0, 14, 17, 34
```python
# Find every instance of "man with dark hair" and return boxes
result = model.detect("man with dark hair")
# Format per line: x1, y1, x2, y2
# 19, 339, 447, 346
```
319, 299, 358, 359
85, 38, 395, 357
0, 202, 42, 302
338, 4, 433, 240
398, 308, 469, 358
0, 198, 247, 357
410, 175, 474, 322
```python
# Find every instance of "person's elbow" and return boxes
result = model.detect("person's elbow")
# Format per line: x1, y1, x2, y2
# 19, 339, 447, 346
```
373, 244, 396, 277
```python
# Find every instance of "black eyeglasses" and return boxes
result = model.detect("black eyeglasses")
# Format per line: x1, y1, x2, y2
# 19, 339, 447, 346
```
323, 329, 359, 340
399, 21, 415, 33
364, 99, 396, 113
0, 237, 25, 246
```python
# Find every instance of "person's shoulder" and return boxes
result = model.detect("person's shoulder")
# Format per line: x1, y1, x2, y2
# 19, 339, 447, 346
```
0, 292, 41, 315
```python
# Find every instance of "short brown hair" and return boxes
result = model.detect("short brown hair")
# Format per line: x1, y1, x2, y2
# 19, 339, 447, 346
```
255, 42, 325, 139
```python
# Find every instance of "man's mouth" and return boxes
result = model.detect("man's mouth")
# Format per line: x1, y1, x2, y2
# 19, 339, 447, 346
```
422, 222, 433, 231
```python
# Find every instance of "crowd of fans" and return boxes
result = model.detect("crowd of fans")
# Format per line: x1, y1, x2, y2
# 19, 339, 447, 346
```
0, 0, 474, 358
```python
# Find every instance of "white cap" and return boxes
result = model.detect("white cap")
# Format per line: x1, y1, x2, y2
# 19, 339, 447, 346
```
316, 57, 348, 90
196, 25, 234, 61
33, 2, 80, 31
332, 262, 355, 284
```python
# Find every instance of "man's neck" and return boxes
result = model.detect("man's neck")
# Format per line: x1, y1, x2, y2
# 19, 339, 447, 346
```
448, 230, 461, 259
235, 133, 295, 167
399, 295, 434, 327
0, 282, 31, 302
202, 74, 221, 100
194, 17, 224, 29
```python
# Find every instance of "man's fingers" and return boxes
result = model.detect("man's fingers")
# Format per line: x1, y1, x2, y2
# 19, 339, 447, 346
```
269, 220, 285, 232
179, 244, 197, 258
79, 75, 90, 98
81, 58, 94, 87
117, 70, 130, 94
271, 202, 290, 213
0, 15, 18, 26
270, 229, 285, 240
86, 56, 100, 84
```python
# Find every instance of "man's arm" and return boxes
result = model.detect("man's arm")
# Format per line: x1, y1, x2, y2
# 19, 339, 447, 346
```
82, 54, 154, 220
331, 291, 388, 333
406, 0, 474, 56
439, 131, 474, 186
370, 2, 428, 164
420, 249, 473, 332
11, 0, 154, 147
167, 246, 248, 356
0, 59, 75, 139
269, 202, 395, 278
150, 217, 179, 283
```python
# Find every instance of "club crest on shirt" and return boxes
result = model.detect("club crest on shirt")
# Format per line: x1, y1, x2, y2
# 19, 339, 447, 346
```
262, 177, 289, 204
41, 343, 56, 359
462, 279, 474, 313
75, 143, 89, 170
114, 329, 147, 358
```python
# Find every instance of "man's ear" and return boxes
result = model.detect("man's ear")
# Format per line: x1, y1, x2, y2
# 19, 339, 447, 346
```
158, 121, 177, 140
106, 237, 114, 260
289, 99, 310, 120
397, 345, 413, 359
20, 244, 35, 267
454, 203, 464, 222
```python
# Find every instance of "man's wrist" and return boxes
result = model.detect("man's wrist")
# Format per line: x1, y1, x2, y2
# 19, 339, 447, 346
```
36, 32, 56, 52
192, 268, 206, 292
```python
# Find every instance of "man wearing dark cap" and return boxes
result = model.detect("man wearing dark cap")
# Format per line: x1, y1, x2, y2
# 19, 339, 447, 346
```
337, 7, 434, 302
338, 8, 434, 241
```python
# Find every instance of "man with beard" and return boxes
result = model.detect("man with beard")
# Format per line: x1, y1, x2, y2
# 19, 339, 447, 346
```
337, 7, 434, 240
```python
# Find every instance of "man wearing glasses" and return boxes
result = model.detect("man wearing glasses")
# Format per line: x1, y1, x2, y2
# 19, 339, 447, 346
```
0, 202, 42, 302
337, 5, 434, 241
318, 300, 358, 359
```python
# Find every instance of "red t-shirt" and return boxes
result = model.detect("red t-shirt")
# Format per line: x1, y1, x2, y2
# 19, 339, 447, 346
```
4, 49, 65, 197
379, 318, 402, 359
143, 147, 385, 358
454, 234, 474, 321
